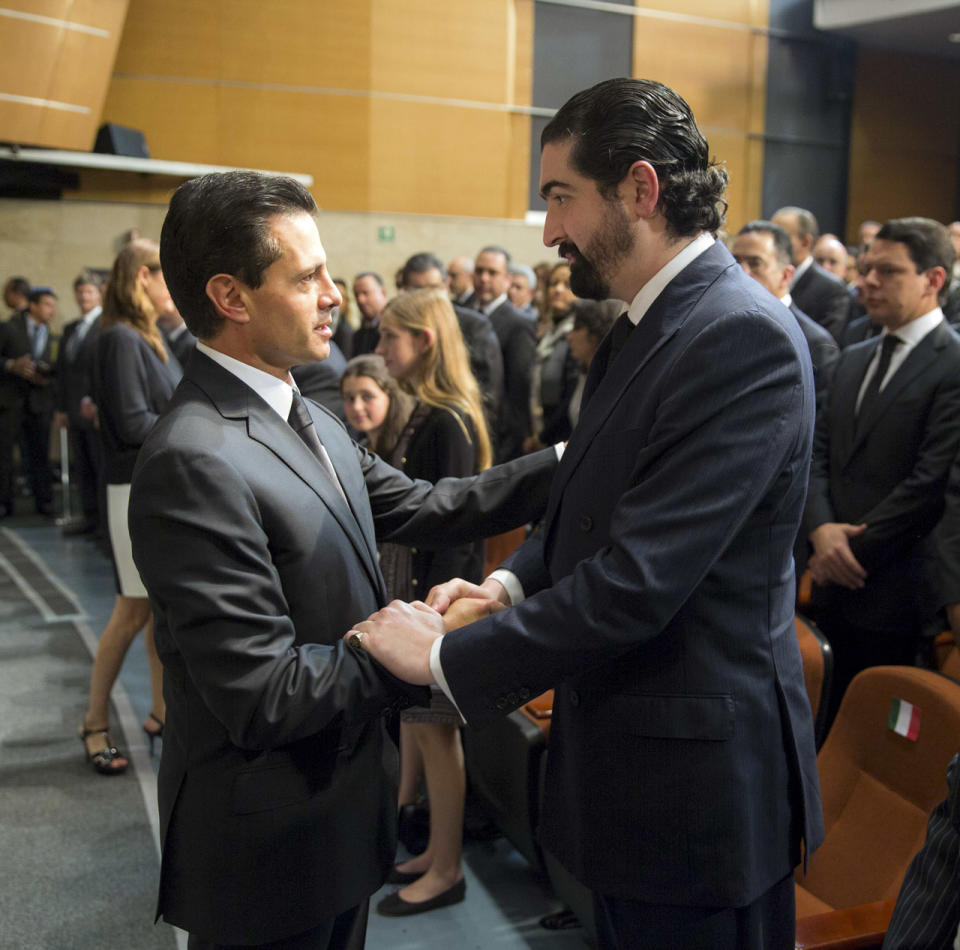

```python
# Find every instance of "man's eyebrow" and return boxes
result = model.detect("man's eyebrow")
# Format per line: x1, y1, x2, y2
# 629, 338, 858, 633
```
540, 179, 571, 200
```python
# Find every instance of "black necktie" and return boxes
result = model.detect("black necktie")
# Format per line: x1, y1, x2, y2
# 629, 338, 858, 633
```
608, 312, 635, 364
857, 334, 901, 423
287, 392, 345, 498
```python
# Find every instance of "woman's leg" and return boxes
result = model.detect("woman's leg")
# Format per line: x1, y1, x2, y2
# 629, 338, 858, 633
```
395, 722, 465, 901
397, 721, 423, 806
143, 613, 165, 725
81, 595, 152, 760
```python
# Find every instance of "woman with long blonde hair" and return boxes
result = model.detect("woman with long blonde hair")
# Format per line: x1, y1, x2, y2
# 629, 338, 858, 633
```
373, 287, 491, 916
78, 238, 183, 774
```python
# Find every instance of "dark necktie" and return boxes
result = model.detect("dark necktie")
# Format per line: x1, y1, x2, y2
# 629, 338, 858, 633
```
287, 392, 345, 499
857, 334, 901, 424
608, 312, 635, 364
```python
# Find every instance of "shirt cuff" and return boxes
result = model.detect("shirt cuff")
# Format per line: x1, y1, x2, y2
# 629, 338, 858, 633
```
488, 569, 523, 605
429, 637, 466, 724
554, 442, 565, 460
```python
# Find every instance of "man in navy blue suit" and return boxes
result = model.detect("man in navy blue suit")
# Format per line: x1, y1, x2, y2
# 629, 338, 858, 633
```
350, 78, 824, 950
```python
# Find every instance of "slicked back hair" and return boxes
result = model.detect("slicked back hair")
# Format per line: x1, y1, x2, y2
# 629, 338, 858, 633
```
738, 220, 794, 268
541, 78, 728, 239
876, 217, 956, 305
160, 171, 317, 339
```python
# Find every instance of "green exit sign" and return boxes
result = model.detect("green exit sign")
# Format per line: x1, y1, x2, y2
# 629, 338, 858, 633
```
377, 225, 395, 243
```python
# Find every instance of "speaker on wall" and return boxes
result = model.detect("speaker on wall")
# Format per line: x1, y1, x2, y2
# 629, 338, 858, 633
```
93, 123, 150, 159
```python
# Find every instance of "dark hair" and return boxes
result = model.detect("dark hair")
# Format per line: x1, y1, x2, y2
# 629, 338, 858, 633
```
73, 270, 102, 291
5, 276, 30, 298
354, 271, 384, 288
340, 354, 414, 456
477, 246, 512, 269
542, 78, 727, 238
160, 171, 317, 339
401, 252, 445, 287
738, 220, 794, 268
571, 298, 620, 343
876, 217, 956, 305
27, 286, 56, 304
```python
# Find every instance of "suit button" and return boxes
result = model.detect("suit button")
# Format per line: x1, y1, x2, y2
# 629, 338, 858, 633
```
411, 578, 418, 588
411, 547, 418, 554
579, 515, 593, 532
570, 690, 580, 707
495, 697, 508, 710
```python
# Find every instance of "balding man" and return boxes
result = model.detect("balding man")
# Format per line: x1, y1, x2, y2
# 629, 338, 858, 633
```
812, 234, 848, 283
446, 256, 474, 306
772, 206, 850, 342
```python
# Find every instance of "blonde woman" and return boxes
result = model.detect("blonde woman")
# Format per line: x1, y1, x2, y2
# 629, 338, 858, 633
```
374, 287, 491, 915
78, 239, 182, 774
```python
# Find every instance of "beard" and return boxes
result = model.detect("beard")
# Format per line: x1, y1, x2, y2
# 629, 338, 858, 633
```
560, 200, 635, 301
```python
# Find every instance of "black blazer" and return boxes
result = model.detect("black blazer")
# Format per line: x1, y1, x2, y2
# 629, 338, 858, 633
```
487, 299, 536, 462
790, 301, 839, 410
94, 323, 182, 483
452, 303, 504, 427
439, 242, 824, 908
0, 311, 57, 414
792, 261, 851, 342
128, 351, 558, 944
56, 313, 100, 425
804, 321, 960, 631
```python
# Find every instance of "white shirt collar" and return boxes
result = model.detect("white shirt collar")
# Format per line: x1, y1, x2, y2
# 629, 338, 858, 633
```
625, 232, 715, 326
80, 305, 101, 324
780, 292, 793, 308
196, 340, 297, 420
482, 293, 508, 317
883, 307, 943, 347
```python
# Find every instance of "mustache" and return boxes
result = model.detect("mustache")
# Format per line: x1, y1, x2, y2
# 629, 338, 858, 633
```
558, 241, 583, 261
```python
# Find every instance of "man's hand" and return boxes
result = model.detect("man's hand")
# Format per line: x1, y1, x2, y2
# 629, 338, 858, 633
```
426, 576, 510, 615
946, 604, 960, 650
344, 600, 442, 685
443, 595, 505, 631
8, 354, 36, 381
808, 522, 868, 589
55, 412, 68, 430
79, 397, 97, 422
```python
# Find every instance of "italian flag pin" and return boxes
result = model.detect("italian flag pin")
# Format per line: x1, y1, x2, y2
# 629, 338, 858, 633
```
888, 698, 921, 741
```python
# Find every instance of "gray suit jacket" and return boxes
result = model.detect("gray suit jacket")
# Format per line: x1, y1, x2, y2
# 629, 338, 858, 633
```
129, 350, 556, 944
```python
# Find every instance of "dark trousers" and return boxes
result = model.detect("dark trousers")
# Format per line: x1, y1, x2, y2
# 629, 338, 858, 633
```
593, 872, 795, 950
0, 403, 19, 509
68, 423, 102, 521
19, 407, 53, 508
186, 901, 367, 950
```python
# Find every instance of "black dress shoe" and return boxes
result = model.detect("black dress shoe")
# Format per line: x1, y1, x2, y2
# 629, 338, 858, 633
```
386, 865, 423, 885
376, 878, 465, 917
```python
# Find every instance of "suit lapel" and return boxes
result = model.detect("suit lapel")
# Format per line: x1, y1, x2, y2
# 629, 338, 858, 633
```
833, 341, 876, 466
188, 353, 386, 599
542, 242, 732, 533
847, 324, 944, 459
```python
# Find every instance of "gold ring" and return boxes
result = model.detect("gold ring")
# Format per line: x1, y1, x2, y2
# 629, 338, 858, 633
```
348, 631, 365, 650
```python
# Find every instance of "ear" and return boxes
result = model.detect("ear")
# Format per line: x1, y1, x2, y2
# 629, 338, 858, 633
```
925, 265, 947, 298
416, 326, 436, 352
783, 263, 796, 286
205, 274, 249, 325
620, 161, 660, 219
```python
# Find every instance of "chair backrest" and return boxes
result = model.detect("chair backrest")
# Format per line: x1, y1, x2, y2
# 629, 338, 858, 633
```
795, 615, 833, 746
483, 526, 527, 578
941, 645, 960, 682
797, 666, 960, 909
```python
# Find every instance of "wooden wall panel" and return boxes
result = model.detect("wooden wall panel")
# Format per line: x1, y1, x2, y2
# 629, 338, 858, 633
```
847, 47, 960, 238
632, 6, 767, 232
0, 0, 128, 149
632, 0, 766, 27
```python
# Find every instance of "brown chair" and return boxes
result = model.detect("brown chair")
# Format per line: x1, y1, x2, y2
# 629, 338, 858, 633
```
795, 614, 834, 748
483, 525, 527, 578
795, 665, 960, 949
933, 630, 960, 681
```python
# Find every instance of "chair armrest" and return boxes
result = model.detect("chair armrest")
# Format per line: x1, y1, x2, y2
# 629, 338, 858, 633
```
794, 898, 896, 949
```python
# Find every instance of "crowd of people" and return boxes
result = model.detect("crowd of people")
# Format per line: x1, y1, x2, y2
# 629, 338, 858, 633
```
3, 75, 960, 945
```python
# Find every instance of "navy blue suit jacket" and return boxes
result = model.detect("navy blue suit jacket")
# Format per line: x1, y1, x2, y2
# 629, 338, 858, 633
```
440, 241, 824, 908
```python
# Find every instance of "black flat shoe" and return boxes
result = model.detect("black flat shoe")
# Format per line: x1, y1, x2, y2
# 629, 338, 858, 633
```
376, 878, 465, 917
386, 865, 423, 885
78, 725, 128, 775
143, 712, 164, 756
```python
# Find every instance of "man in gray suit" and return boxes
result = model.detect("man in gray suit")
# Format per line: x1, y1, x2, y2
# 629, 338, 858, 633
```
128, 171, 556, 949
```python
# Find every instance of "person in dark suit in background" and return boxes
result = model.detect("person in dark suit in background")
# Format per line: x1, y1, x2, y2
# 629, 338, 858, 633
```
804, 217, 960, 725
158, 306, 197, 366
773, 205, 851, 342
0, 286, 58, 516
465, 245, 536, 461
292, 339, 348, 421
731, 220, 839, 410
352, 77, 823, 950
55, 272, 104, 535
128, 170, 557, 949
331, 279, 355, 358
351, 271, 387, 356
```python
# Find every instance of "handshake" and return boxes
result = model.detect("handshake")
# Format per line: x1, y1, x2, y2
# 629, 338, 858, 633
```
342, 577, 508, 685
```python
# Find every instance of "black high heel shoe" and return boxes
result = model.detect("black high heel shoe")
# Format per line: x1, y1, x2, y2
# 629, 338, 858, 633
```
78, 725, 128, 775
143, 712, 164, 756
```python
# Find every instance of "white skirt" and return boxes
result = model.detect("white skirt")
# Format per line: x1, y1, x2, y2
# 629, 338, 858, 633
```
106, 483, 148, 598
